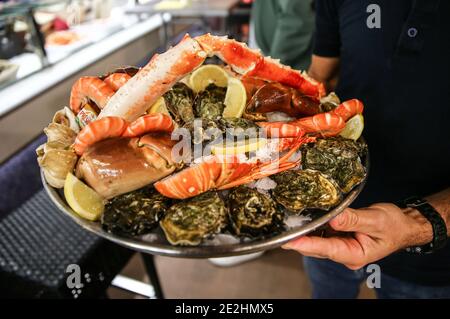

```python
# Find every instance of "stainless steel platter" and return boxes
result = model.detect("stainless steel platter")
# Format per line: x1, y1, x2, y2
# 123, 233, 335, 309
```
42, 153, 368, 258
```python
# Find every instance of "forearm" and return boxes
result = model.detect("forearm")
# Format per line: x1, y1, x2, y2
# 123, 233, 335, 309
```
402, 188, 450, 247
427, 188, 450, 236
308, 55, 340, 92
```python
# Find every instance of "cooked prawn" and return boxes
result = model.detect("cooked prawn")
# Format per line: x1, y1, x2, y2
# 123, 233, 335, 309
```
122, 113, 175, 137
73, 117, 128, 155
104, 73, 132, 91
70, 77, 116, 114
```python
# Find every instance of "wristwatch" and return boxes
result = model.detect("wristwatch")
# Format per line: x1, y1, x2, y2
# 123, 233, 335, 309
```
396, 196, 448, 254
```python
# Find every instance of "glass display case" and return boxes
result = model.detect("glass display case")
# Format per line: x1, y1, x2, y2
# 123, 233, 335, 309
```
0, 0, 137, 90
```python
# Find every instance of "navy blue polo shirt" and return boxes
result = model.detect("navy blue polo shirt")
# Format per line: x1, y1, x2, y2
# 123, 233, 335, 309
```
314, 0, 450, 286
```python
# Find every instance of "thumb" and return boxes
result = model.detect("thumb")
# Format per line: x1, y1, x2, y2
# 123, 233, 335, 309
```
329, 208, 376, 233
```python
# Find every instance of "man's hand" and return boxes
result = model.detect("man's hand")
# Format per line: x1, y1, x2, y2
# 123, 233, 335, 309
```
283, 203, 434, 270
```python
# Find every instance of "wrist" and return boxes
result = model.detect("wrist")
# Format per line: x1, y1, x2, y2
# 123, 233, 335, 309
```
402, 207, 433, 248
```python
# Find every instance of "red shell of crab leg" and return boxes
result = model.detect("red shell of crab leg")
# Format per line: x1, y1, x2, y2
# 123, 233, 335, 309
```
73, 116, 128, 155
194, 34, 326, 100
122, 113, 175, 137
247, 59, 326, 100
99, 35, 206, 121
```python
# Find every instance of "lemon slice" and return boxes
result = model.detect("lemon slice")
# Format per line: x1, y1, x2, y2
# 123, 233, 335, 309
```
223, 77, 247, 118
339, 114, 364, 140
147, 97, 170, 115
189, 64, 229, 93
211, 138, 267, 155
64, 173, 104, 221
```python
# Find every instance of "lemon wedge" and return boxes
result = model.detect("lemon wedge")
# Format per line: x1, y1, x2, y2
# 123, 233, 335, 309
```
147, 97, 170, 115
189, 64, 229, 93
64, 173, 105, 221
339, 114, 364, 140
211, 138, 267, 155
223, 77, 247, 118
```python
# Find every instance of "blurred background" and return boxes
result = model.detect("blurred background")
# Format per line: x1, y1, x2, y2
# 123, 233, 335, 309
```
0, 0, 373, 299
0, 0, 254, 163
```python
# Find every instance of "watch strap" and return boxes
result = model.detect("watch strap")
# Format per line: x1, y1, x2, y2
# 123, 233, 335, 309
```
396, 196, 448, 254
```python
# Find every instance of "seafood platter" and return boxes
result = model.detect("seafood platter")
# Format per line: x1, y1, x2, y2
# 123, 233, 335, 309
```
38, 34, 368, 257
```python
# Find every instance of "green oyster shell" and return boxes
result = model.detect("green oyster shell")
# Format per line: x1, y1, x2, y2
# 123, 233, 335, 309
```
193, 84, 226, 120
163, 82, 195, 125
228, 186, 283, 237
272, 169, 342, 213
302, 137, 367, 193
160, 191, 227, 246
102, 187, 170, 237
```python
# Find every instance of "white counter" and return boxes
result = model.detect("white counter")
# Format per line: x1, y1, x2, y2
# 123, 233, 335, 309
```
0, 13, 165, 118
0, 13, 170, 163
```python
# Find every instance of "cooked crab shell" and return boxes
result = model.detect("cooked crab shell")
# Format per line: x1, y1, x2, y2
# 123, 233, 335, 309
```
228, 186, 283, 237
302, 137, 367, 193
160, 191, 227, 246
272, 169, 342, 213
102, 187, 170, 237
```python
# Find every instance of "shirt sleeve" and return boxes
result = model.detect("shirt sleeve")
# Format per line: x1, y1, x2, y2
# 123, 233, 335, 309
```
313, 0, 341, 57
269, 0, 315, 70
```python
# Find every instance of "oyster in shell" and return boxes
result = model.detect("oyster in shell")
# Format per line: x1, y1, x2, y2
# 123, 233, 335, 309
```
102, 187, 170, 237
163, 82, 195, 125
228, 186, 283, 237
160, 191, 227, 245
53, 107, 80, 133
193, 84, 226, 120
37, 119, 78, 188
302, 137, 367, 193
272, 169, 342, 213
319, 92, 341, 112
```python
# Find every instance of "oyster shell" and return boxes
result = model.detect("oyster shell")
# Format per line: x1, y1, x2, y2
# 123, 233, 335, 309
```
184, 117, 260, 145
302, 137, 367, 193
193, 84, 226, 120
37, 118, 78, 188
228, 186, 283, 237
102, 187, 170, 237
319, 92, 341, 112
38, 148, 78, 188
160, 191, 227, 245
163, 82, 195, 125
52, 106, 80, 133
272, 169, 342, 213
44, 123, 77, 148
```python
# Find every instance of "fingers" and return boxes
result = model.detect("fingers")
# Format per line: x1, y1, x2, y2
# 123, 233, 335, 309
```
283, 235, 368, 269
329, 208, 379, 234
